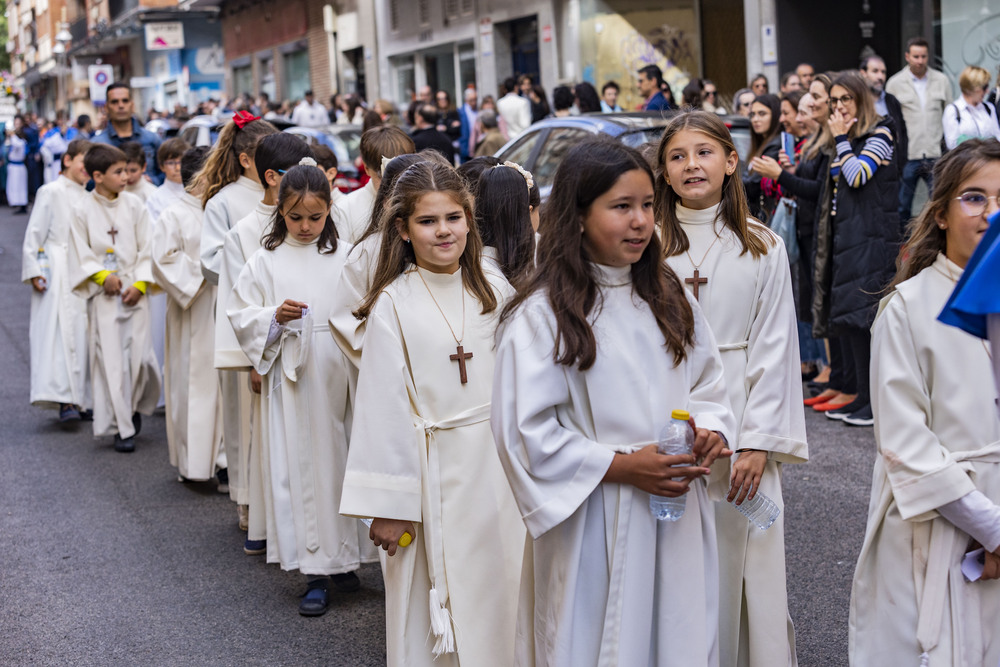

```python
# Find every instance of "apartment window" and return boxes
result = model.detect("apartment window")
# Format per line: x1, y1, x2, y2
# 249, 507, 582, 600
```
389, 0, 399, 31
460, 0, 473, 15
418, 0, 430, 26
443, 0, 458, 21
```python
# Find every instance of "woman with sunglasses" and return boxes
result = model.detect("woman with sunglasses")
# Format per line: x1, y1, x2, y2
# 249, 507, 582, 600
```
850, 138, 1000, 667
942, 66, 1000, 151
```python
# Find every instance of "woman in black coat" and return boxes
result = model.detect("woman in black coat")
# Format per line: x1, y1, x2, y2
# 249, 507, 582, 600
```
743, 94, 783, 221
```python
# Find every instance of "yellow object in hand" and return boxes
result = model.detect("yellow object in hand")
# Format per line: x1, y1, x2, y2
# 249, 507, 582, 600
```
398, 532, 413, 548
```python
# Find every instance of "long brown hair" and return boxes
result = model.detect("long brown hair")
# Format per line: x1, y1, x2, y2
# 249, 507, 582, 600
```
654, 110, 774, 259
749, 94, 782, 159
830, 72, 880, 139
890, 138, 1000, 289
195, 117, 277, 207
501, 138, 694, 370
354, 161, 497, 319
805, 74, 834, 161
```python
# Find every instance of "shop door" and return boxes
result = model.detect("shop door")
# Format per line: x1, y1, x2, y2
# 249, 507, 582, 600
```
510, 16, 539, 84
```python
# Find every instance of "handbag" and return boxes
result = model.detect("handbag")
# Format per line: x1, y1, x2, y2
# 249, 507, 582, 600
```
768, 196, 800, 265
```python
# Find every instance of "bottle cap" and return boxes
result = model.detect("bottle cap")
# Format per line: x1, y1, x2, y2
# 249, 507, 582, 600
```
398, 532, 412, 548
38, 247, 44, 252
671, 409, 691, 421
105, 248, 114, 253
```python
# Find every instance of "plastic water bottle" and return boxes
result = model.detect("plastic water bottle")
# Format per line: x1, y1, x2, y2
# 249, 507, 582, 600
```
731, 490, 781, 530
650, 409, 694, 521
103, 248, 118, 272
36, 248, 50, 287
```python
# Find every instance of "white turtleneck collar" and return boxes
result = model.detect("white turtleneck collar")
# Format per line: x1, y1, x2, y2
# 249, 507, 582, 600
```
932, 252, 964, 283
591, 262, 632, 287
675, 201, 723, 226
93, 190, 121, 207
284, 234, 319, 248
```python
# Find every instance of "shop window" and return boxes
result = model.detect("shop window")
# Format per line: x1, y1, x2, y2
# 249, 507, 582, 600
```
233, 65, 252, 98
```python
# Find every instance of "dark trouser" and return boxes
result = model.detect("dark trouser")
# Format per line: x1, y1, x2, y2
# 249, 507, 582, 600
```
828, 336, 857, 395
844, 331, 871, 408
898, 158, 936, 226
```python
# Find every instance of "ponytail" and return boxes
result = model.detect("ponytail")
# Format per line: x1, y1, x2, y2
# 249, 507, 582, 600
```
195, 118, 278, 207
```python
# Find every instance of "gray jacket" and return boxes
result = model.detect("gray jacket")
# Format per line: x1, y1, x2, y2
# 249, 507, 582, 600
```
885, 67, 952, 160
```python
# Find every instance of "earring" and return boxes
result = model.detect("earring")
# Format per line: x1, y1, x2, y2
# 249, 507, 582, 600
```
405, 238, 411, 244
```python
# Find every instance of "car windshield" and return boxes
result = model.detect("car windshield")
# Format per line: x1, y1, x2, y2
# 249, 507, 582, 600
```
619, 128, 667, 150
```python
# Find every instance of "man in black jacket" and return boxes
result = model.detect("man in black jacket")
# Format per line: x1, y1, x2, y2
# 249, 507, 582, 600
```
861, 55, 909, 174
411, 104, 456, 163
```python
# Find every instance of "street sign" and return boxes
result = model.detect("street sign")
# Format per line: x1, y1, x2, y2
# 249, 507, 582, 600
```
145, 22, 185, 51
88, 65, 115, 105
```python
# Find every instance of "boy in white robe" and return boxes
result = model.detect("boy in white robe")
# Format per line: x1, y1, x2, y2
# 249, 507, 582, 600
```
229, 163, 369, 615
331, 126, 414, 243
21, 138, 94, 421
146, 138, 191, 223
151, 146, 224, 482
121, 142, 159, 202
216, 133, 315, 554
68, 144, 161, 452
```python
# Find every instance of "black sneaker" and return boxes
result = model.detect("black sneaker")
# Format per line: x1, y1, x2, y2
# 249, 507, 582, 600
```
331, 571, 361, 592
843, 404, 874, 427
80, 409, 94, 422
114, 435, 135, 453
825, 400, 860, 421
131, 412, 142, 437
216, 468, 229, 494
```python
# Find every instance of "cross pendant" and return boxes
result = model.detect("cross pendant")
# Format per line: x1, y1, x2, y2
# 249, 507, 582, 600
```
450, 344, 474, 384
685, 268, 708, 300
108, 226, 119, 245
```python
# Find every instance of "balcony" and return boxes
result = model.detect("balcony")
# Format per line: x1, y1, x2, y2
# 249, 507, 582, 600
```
69, 17, 87, 44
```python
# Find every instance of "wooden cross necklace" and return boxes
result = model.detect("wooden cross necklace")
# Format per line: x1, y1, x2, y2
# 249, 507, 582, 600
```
108, 226, 119, 245
683, 231, 721, 300
416, 268, 473, 384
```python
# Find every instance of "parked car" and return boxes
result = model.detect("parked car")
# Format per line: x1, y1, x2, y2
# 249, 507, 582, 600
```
177, 114, 294, 148
284, 124, 364, 193
494, 111, 751, 202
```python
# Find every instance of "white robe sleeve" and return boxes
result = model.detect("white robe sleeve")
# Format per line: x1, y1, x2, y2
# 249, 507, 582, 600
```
21, 184, 54, 282
200, 194, 228, 285
340, 294, 423, 522
67, 203, 104, 299
327, 243, 372, 369
226, 256, 281, 376
132, 204, 155, 286
872, 293, 979, 519
490, 302, 617, 539
737, 240, 808, 462
214, 229, 252, 370
151, 209, 203, 308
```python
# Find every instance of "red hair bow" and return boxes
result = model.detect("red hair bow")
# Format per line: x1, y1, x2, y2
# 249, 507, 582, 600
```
233, 110, 260, 129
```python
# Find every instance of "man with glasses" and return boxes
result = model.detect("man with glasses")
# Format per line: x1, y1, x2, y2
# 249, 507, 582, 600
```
93, 82, 164, 185
885, 37, 953, 222
732, 88, 755, 117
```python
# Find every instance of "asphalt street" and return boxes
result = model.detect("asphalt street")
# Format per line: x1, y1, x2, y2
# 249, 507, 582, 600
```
0, 204, 874, 666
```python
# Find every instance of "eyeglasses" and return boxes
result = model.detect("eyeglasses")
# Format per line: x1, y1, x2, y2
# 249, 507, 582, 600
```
738, 101, 752, 108
955, 191, 999, 217
829, 95, 854, 107
704, 90, 717, 97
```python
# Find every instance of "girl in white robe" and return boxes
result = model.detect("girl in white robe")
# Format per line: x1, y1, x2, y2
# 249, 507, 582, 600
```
6, 126, 29, 211
657, 110, 808, 667
228, 164, 368, 616
340, 160, 524, 665
151, 147, 224, 482
217, 135, 317, 555
195, 115, 277, 526
21, 139, 93, 418
849, 139, 1000, 667
329, 152, 441, 370
491, 139, 735, 667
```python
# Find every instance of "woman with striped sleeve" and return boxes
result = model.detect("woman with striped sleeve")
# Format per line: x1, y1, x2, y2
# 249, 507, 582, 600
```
813, 72, 900, 428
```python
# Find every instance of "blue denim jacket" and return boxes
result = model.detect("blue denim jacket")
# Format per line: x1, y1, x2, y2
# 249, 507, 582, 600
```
92, 117, 164, 185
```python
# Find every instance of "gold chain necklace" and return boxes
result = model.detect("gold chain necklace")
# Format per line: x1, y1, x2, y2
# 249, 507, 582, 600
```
415, 267, 474, 384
